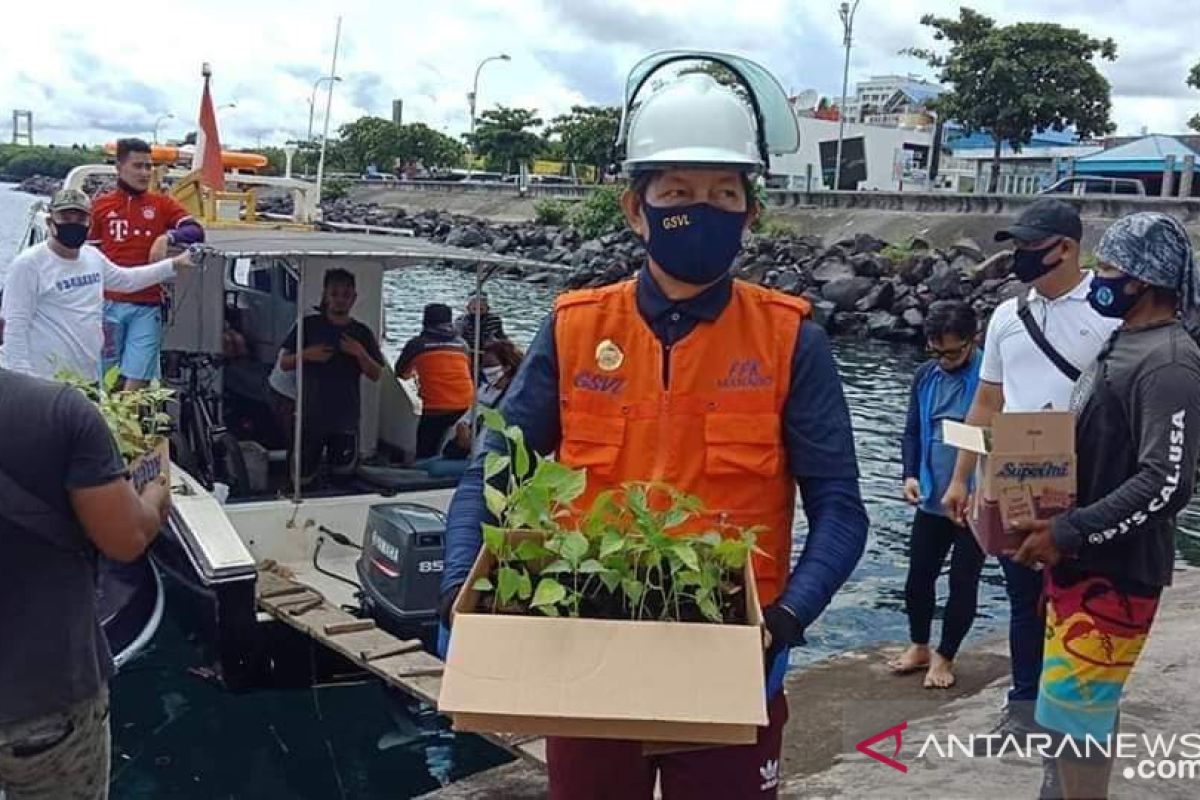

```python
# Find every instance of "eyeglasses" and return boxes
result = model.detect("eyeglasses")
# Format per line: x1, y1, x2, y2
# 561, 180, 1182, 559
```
927, 343, 970, 360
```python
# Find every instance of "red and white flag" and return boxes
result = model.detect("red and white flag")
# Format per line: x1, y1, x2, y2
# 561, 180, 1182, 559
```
193, 66, 225, 191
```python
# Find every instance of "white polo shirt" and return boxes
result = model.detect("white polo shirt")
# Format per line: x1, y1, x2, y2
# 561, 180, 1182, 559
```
980, 272, 1120, 412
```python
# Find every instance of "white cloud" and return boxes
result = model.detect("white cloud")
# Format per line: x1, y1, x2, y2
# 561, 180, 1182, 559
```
3, 0, 1196, 147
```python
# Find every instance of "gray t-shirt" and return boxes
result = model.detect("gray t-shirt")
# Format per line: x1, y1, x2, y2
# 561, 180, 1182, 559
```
0, 369, 127, 726
1054, 321, 1200, 587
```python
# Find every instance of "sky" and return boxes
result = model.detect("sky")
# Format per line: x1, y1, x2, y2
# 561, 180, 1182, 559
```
3, 0, 1196, 149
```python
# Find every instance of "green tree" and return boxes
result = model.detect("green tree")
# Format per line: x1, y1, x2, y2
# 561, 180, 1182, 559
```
394, 122, 465, 170
335, 116, 403, 174
0, 144, 105, 179
1188, 61, 1200, 133
538, 137, 567, 162
907, 7, 1117, 192
466, 106, 544, 174
547, 105, 620, 182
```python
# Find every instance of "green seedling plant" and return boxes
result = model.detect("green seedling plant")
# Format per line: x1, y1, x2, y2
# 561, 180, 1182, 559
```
55, 365, 173, 462
578, 483, 763, 623
471, 409, 767, 625
471, 407, 587, 612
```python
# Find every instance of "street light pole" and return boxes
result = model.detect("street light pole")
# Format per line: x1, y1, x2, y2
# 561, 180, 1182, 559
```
307, 76, 342, 142
467, 53, 510, 176
315, 15, 343, 205
153, 112, 174, 144
833, 0, 861, 192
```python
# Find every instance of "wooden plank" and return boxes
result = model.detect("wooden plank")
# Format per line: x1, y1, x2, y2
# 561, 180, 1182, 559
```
265, 591, 321, 608
254, 568, 546, 769
286, 598, 324, 616
260, 585, 309, 600
324, 619, 376, 636
362, 640, 424, 662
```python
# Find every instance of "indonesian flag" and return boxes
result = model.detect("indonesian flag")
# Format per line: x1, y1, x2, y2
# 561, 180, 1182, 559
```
194, 68, 226, 191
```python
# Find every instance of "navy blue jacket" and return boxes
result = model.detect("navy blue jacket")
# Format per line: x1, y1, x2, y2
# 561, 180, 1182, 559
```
441, 272, 867, 640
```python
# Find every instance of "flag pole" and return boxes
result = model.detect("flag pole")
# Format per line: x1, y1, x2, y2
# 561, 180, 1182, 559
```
314, 15, 342, 209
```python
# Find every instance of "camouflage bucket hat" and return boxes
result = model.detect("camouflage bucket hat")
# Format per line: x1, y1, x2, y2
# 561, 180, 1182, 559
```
1096, 212, 1199, 313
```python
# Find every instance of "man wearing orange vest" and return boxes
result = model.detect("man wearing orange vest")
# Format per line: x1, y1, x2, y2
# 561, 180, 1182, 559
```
441, 63, 867, 799
394, 303, 476, 458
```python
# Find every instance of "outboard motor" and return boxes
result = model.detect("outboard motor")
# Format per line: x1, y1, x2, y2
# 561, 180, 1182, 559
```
356, 503, 446, 645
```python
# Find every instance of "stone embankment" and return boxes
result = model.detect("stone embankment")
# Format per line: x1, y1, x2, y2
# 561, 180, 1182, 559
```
283, 195, 1019, 342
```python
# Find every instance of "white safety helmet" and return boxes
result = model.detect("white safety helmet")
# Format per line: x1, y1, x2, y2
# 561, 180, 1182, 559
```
622, 74, 763, 175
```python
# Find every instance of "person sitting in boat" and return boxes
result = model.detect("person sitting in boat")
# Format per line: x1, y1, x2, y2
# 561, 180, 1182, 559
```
395, 303, 475, 460
476, 338, 523, 410
1, 189, 193, 382
454, 291, 507, 355
278, 268, 384, 487
90, 138, 206, 390
0, 326, 171, 799
412, 340, 526, 479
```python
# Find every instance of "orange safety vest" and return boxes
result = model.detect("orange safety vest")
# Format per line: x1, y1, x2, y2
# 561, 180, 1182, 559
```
554, 278, 810, 606
405, 348, 475, 412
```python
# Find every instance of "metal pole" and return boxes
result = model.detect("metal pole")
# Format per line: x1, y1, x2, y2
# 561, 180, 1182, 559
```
315, 16, 343, 206
833, 0, 860, 192
153, 113, 174, 144
469, 267, 483, 432
307, 88, 318, 143
307, 77, 341, 142
467, 54, 509, 178
292, 258, 306, 504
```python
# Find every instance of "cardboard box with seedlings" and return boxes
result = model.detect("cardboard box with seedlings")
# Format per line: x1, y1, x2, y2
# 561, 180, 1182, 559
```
943, 411, 1076, 556
57, 366, 173, 488
437, 410, 769, 746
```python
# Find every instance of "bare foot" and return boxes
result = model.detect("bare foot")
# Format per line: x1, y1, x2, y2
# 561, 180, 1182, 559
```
888, 643, 930, 674
924, 652, 956, 689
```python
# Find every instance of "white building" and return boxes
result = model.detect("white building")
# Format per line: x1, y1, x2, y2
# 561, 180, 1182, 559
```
770, 116, 934, 192
842, 75, 942, 125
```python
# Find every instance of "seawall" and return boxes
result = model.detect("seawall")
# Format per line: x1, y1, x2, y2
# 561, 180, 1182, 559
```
349, 183, 1200, 248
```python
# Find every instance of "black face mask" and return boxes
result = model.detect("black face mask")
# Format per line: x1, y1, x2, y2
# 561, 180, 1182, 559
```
52, 222, 89, 249
1011, 242, 1063, 284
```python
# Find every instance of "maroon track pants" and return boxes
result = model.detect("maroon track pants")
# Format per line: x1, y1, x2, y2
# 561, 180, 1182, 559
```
546, 692, 789, 800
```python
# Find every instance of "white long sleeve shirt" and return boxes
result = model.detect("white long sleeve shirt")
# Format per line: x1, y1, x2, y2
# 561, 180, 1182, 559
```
0, 242, 176, 380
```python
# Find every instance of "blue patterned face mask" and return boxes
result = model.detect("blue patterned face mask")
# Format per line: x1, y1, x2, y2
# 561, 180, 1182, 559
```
1087, 274, 1145, 319
642, 201, 748, 285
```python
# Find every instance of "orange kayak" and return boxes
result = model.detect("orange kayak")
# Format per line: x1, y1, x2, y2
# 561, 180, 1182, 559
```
103, 143, 268, 170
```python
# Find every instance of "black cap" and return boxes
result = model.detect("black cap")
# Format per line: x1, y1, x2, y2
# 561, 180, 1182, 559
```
423, 303, 453, 326
994, 198, 1083, 244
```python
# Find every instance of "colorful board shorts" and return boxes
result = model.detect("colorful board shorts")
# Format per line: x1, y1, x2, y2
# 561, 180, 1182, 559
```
1035, 566, 1161, 743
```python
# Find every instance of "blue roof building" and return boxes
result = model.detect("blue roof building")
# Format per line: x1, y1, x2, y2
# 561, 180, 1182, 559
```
1071, 134, 1199, 174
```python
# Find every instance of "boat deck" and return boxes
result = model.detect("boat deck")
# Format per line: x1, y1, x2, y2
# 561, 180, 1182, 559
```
254, 567, 547, 769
